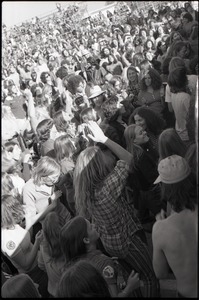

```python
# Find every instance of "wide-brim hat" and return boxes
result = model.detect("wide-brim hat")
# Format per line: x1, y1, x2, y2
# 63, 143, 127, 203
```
88, 86, 105, 99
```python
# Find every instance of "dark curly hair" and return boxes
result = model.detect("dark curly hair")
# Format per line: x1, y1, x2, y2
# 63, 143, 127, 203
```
129, 106, 166, 135
140, 67, 162, 91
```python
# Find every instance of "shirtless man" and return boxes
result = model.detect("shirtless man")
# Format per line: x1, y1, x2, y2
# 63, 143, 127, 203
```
152, 155, 198, 298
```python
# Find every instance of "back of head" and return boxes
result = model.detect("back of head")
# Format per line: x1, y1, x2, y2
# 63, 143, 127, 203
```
1, 274, 40, 298
168, 67, 188, 93
42, 211, 62, 259
57, 260, 111, 298
60, 216, 87, 263
169, 56, 186, 73
158, 128, 187, 160
155, 155, 196, 212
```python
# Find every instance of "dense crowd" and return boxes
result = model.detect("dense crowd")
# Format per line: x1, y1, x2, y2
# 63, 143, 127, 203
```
1, 1, 198, 298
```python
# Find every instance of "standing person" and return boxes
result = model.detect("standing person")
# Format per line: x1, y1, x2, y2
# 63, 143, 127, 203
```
167, 67, 191, 146
152, 155, 197, 298
73, 121, 160, 298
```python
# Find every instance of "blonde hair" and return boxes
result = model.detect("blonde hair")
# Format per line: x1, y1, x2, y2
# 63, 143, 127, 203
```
73, 146, 113, 218
32, 156, 61, 186
124, 125, 143, 168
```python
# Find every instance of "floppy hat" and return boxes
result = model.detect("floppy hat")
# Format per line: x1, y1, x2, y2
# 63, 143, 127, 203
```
154, 155, 191, 184
88, 86, 105, 99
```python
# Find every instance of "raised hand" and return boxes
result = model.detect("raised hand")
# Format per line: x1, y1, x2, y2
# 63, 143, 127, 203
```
86, 121, 108, 144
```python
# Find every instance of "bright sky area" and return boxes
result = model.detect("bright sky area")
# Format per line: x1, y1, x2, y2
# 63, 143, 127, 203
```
2, 1, 107, 28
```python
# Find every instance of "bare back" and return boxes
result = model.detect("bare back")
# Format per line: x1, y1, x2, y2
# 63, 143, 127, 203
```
153, 206, 198, 297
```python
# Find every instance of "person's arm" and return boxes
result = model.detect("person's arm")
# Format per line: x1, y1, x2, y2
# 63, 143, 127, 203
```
152, 220, 171, 279
23, 89, 38, 133
87, 121, 133, 167
24, 190, 62, 230
117, 270, 140, 297
165, 84, 173, 113
11, 230, 43, 272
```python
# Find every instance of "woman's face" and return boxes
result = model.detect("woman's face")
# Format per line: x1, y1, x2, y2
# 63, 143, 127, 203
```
128, 69, 137, 82
114, 80, 122, 92
134, 114, 147, 130
76, 81, 85, 94
103, 48, 110, 56
85, 219, 99, 243
144, 73, 152, 86
43, 171, 61, 186
141, 30, 146, 37
134, 125, 149, 145
147, 41, 152, 48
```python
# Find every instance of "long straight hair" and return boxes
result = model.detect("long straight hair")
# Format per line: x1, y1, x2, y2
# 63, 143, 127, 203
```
54, 134, 76, 163
59, 216, 88, 265
124, 124, 144, 169
57, 260, 111, 298
73, 146, 113, 218
42, 212, 62, 260
158, 128, 187, 161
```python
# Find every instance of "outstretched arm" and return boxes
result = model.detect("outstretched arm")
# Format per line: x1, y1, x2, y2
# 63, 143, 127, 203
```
87, 121, 133, 167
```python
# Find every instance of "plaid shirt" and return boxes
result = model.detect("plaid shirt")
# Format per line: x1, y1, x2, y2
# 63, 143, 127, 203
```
92, 160, 142, 258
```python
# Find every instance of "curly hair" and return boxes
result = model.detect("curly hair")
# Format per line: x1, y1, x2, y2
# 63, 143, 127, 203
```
129, 106, 166, 135
67, 75, 84, 95
140, 67, 162, 91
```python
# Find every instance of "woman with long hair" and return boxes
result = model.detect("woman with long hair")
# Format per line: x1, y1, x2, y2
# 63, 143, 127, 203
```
137, 67, 165, 116
73, 121, 160, 297
57, 260, 112, 298
129, 106, 166, 158
38, 212, 65, 297
59, 216, 140, 297
158, 128, 187, 161
124, 124, 165, 224
36, 118, 55, 158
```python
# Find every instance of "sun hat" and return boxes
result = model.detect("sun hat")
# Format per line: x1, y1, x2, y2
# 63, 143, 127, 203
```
88, 85, 105, 99
154, 155, 191, 184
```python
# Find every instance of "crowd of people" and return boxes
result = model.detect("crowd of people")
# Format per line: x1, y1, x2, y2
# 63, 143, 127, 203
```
1, 1, 198, 298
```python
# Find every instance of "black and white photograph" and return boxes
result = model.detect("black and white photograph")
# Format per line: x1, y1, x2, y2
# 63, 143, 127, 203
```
1, 1, 198, 298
